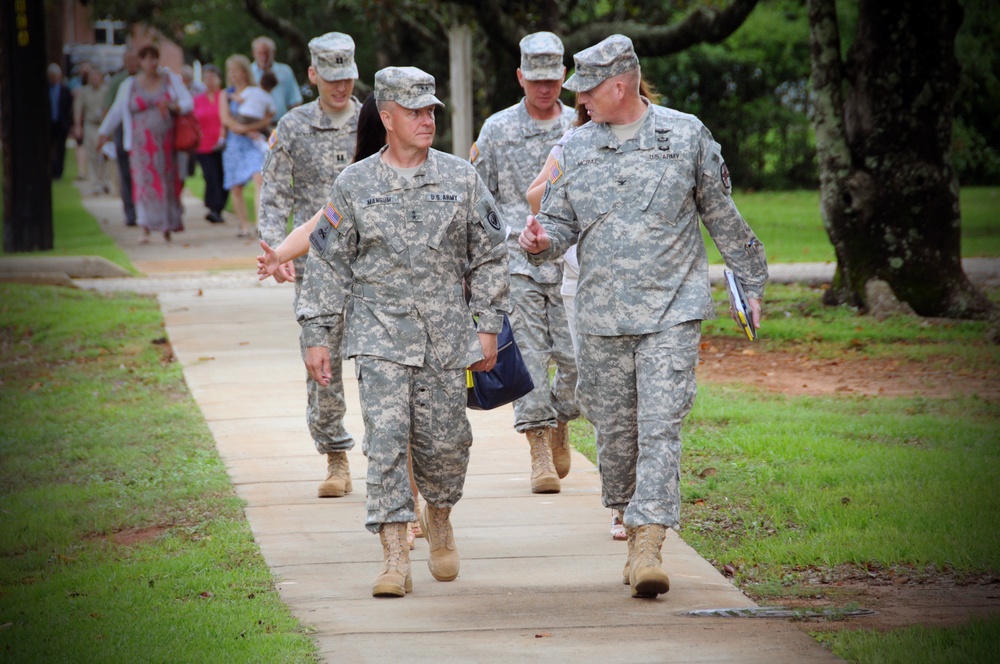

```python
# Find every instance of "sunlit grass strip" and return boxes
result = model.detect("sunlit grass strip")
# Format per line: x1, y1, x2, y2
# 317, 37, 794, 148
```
0, 284, 317, 662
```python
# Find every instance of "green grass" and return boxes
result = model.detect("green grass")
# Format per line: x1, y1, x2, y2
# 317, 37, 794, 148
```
703, 187, 1000, 264
680, 390, 999, 575
959, 187, 1000, 257
570, 281, 1000, 663
817, 618, 1000, 663
702, 282, 1000, 364
0, 152, 134, 271
0, 289, 316, 661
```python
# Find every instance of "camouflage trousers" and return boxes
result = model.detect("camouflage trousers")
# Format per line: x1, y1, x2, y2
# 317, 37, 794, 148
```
576, 320, 701, 530
295, 279, 355, 454
508, 273, 580, 433
356, 349, 472, 534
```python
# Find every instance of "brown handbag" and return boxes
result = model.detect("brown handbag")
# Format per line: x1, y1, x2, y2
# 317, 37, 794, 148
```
174, 113, 201, 151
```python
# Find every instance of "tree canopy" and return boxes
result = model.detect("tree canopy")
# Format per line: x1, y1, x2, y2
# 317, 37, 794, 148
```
84, 0, 998, 189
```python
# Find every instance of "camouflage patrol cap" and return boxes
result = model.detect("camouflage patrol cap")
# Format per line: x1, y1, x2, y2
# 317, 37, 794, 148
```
374, 66, 444, 109
308, 32, 358, 81
563, 34, 639, 93
519, 31, 565, 81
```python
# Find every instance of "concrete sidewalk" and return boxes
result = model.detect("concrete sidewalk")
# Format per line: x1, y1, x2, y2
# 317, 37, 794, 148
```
77, 192, 842, 662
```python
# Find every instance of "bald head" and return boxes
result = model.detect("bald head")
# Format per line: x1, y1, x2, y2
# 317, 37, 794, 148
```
252, 36, 276, 70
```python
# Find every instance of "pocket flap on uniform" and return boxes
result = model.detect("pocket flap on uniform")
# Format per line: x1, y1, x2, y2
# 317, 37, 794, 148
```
670, 348, 699, 371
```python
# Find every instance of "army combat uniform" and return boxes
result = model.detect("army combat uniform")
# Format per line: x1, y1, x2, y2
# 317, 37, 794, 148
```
297, 145, 510, 533
472, 97, 579, 434
529, 40, 768, 534
258, 33, 360, 471
471, 31, 580, 493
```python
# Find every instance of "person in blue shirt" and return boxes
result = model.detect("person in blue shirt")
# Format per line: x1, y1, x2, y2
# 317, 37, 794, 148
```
251, 36, 303, 122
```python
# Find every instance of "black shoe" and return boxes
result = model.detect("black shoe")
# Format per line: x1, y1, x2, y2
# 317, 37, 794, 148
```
205, 211, 223, 224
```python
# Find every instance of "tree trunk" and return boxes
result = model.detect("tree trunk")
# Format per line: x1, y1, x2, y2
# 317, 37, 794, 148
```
1, 0, 54, 253
808, 0, 995, 319
449, 24, 474, 159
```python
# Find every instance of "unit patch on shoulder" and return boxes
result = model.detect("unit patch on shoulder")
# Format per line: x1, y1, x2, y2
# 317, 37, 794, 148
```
548, 159, 563, 184
267, 129, 278, 149
469, 142, 479, 163
309, 218, 332, 253
486, 209, 501, 230
720, 162, 732, 190
323, 202, 343, 228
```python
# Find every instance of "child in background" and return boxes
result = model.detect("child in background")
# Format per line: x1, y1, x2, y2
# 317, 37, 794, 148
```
258, 71, 279, 132
234, 73, 277, 153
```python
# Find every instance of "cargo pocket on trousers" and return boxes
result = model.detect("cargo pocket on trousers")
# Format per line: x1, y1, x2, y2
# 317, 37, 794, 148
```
355, 360, 371, 457
366, 463, 387, 521
670, 347, 699, 416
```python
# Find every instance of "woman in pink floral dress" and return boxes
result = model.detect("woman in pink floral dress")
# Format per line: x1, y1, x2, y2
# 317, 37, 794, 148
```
98, 44, 193, 243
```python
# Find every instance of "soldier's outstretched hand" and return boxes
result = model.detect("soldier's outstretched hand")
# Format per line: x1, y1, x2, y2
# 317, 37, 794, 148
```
257, 239, 296, 283
518, 215, 551, 254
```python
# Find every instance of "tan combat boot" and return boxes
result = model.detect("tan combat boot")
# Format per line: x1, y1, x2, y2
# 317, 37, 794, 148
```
372, 522, 412, 597
548, 420, 571, 479
318, 451, 352, 498
526, 429, 560, 494
622, 526, 637, 585
629, 524, 670, 598
419, 503, 460, 581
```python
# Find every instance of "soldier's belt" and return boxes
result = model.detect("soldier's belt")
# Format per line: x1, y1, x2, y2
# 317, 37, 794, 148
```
352, 283, 407, 300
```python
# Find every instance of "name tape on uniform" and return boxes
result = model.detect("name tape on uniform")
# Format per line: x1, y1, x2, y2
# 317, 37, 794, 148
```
363, 195, 398, 206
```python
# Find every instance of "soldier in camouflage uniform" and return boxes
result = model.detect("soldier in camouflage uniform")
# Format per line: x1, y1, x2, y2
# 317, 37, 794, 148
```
471, 32, 580, 495
519, 35, 768, 599
258, 33, 361, 499
298, 66, 510, 598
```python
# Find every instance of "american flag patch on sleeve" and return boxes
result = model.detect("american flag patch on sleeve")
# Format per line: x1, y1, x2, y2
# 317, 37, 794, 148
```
548, 160, 563, 184
324, 202, 343, 228
267, 129, 278, 149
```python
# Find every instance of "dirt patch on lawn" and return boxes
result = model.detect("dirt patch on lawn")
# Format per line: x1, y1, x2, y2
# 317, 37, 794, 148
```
85, 526, 169, 548
763, 565, 1000, 635
696, 335, 1000, 402
109, 526, 169, 547
696, 336, 1000, 634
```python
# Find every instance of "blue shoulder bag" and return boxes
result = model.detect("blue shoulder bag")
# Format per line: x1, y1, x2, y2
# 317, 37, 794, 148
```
466, 314, 534, 410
